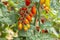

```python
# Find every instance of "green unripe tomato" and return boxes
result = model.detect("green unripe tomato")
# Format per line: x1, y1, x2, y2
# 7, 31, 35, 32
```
8, 0, 17, 7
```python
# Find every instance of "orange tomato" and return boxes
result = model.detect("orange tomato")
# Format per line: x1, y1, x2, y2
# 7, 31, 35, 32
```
40, 0, 45, 5
18, 23, 23, 30
26, 15, 32, 21
31, 5, 36, 15
29, 12, 33, 17
24, 19, 29, 24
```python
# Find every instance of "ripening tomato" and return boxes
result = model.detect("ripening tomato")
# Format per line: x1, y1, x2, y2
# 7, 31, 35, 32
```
29, 12, 33, 17
45, 30, 48, 33
31, 5, 36, 15
40, 0, 45, 5
25, 0, 31, 6
26, 15, 32, 21
3, 1, 8, 6
27, 24, 30, 29
44, 6, 49, 13
23, 19, 29, 24
24, 25, 28, 31
18, 23, 23, 30
42, 30, 45, 33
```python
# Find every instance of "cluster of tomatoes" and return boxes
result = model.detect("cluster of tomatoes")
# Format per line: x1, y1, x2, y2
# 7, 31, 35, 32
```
40, 0, 50, 13
2, 0, 49, 32
18, 0, 36, 31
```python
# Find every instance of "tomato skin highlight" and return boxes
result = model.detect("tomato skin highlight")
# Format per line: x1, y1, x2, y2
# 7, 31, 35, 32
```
25, 0, 31, 6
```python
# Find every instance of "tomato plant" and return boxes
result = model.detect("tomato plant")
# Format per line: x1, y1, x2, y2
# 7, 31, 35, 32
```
0, 0, 60, 40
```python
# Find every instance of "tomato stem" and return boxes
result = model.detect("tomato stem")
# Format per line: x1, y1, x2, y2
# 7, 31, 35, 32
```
33, 10, 37, 26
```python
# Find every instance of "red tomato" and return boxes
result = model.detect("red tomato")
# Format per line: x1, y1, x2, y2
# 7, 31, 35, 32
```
21, 7, 27, 10
25, 0, 31, 6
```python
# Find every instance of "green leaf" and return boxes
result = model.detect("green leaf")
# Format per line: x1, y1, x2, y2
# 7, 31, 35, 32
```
0, 9, 3, 17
